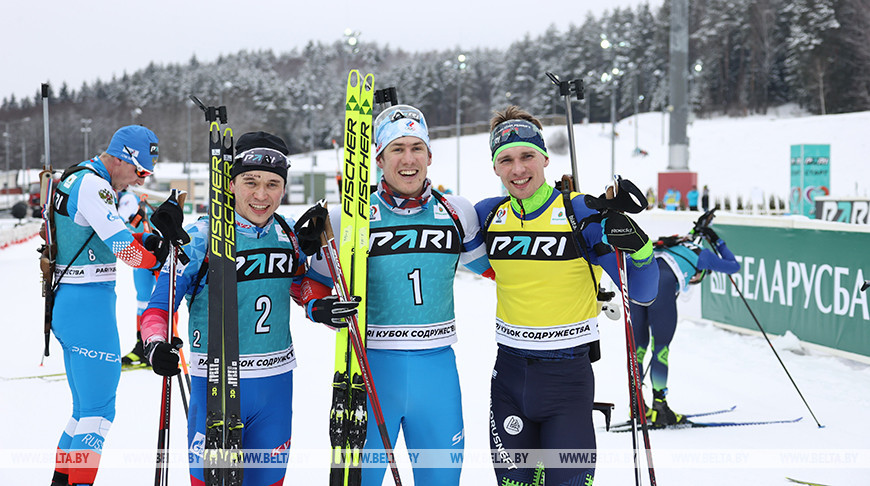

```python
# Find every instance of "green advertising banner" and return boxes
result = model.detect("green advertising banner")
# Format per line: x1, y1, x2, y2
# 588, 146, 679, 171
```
789, 144, 830, 218
702, 224, 870, 358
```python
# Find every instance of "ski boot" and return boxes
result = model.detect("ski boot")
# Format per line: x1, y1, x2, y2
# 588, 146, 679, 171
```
121, 331, 148, 367
649, 389, 687, 427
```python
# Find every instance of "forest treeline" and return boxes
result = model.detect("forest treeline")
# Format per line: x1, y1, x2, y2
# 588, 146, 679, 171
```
2, 0, 867, 167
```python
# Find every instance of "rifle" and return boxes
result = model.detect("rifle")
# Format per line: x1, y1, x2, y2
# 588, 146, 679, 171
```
37, 83, 54, 361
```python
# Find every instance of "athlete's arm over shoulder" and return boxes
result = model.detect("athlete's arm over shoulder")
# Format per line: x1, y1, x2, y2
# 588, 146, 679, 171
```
570, 195, 659, 305
444, 194, 491, 276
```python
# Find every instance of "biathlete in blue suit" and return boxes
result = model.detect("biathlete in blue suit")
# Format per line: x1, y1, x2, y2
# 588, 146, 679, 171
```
307, 104, 492, 486
630, 222, 740, 426
140, 131, 357, 486
474, 106, 660, 486
49, 125, 171, 486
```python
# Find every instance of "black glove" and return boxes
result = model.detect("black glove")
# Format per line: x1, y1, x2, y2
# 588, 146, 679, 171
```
700, 226, 720, 244
692, 208, 717, 234
128, 206, 147, 227
584, 176, 647, 214
145, 336, 183, 377
143, 233, 169, 270
308, 295, 361, 327
151, 198, 189, 246
294, 203, 328, 256
602, 212, 649, 253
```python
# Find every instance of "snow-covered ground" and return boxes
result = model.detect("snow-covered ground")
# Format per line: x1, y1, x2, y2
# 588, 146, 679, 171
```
2, 109, 869, 485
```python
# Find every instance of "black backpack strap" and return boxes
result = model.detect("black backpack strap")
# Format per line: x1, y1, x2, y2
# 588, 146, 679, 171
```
186, 258, 210, 310
562, 190, 605, 363
273, 213, 304, 260
431, 189, 465, 244
50, 164, 103, 288
59, 164, 99, 182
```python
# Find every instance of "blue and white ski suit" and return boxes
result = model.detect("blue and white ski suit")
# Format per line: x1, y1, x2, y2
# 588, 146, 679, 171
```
51, 158, 163, 485
143, 213, 330, 486
310, 187, 490, 486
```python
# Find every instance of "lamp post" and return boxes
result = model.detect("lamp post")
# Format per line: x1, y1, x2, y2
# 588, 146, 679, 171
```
184, 98, 194, 205
690, 61, 703, 119
302, 103, 324, 204
218, 81, 233, 106
446, 53, 468, 195
601, 34, 627, 179
80, 118, 92, 160
4, 117, 31, 196
628, 63, 641, 154
3, 127, 9, 193
586, 71, 595, 123
344, 28, 361, 54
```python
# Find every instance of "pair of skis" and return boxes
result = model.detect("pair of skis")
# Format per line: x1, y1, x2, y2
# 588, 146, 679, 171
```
608, 405, 804, 432
325, 70, 402, 486
190, 95, 243, 486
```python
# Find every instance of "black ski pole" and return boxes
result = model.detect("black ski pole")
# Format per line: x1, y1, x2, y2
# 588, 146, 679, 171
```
154, 189, 188, 486
546, 72, 584, 185
709, 242, 823, 428
614, 246, 657, 486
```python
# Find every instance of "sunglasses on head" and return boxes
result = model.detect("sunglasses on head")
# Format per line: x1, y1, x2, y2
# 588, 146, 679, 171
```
389, 109, 423, 123
489, 120, 544, 154
234, 148, 290, 168
123, 145, 154, 178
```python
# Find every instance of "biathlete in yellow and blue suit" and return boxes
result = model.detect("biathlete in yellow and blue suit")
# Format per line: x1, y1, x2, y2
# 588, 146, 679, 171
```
474, 106, 660, 486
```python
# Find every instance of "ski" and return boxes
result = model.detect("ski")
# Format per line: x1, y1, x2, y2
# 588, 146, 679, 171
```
329, 69, 363, 486
2, 363, 149, 382
319, 201, 402, 486
609, 416, 803, 433
329, 70, 380, 486
786, 477, 831, 486
607, 405, 737, 430
684, 405, 738, 418
191, 96, 242, 486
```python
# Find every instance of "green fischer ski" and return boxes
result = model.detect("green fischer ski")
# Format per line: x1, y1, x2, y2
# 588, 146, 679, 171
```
329, 69, 374, 486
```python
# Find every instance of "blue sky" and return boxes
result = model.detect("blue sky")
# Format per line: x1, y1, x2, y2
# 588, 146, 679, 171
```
4, 0, 657, 102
